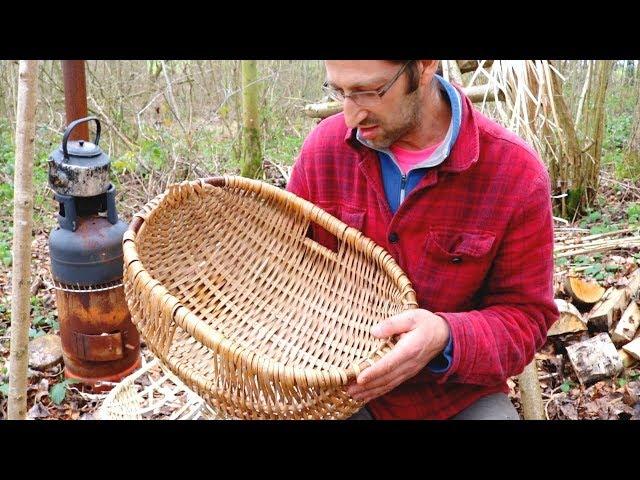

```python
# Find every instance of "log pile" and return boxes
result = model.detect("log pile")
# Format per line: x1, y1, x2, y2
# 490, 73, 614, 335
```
552, 269, 640, 386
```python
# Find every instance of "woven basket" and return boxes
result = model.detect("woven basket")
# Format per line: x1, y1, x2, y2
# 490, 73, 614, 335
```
123, 176, 417, 419
98, 357, 219, 420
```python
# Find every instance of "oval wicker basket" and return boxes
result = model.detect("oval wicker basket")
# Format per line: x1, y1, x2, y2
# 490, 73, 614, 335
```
123, 176, 417, 419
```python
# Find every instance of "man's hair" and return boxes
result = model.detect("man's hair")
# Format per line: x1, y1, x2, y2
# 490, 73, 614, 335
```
389, 60, 440, 93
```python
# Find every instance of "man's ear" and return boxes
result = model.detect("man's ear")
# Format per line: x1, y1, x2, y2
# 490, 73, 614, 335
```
417, 60, 439, 86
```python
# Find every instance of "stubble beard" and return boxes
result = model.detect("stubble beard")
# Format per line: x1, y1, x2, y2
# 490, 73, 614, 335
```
365, 90, 423, 149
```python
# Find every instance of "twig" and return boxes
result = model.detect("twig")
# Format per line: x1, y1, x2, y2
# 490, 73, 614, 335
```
600, 172, 640, 200
87, 96, 137, 150
555, 240, 640, 258
543, 385, 566, 420
579, 227, 637, 242
263, 159, 291, 184
160, 60, 187, 136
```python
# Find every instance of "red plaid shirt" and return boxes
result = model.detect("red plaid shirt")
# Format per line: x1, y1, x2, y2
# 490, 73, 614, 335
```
287, 87, 559, 419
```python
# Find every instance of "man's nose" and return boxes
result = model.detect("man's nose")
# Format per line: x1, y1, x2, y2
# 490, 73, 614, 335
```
342, 97, 368, 129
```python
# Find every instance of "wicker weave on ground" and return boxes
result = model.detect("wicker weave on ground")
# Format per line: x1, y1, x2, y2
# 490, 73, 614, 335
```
99, 357, 219, 420
123, 176, 417, 419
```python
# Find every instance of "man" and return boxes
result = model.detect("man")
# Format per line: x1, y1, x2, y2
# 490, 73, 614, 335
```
286, 60, 559, 420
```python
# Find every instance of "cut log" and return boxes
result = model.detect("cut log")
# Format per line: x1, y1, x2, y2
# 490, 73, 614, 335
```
548, 299, 587, 336
564, 276, 605, 306
566, 333, 624, 386
618, 348, 639, 368
611, 301, 640, 346
587, 287, 628, 332
447, 60, 463, 86
303, 101, 343, 119
624, 267, 640, 298
622, 336, 640, 360
626, 268, 640, 297
549, 331, 590, 356
464, 84, 505, 103
457, 60, 494, 74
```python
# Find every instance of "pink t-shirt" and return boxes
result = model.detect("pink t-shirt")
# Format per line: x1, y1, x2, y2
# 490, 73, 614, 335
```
390, 141, 443, 175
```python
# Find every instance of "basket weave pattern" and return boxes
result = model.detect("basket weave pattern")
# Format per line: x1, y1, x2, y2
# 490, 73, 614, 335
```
123, 176, 417, 419
99, 358, 219, 420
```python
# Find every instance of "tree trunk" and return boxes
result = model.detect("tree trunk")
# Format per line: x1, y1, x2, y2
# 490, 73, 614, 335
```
583, 60, 613, 207
8, 60, 39, 420
626, 60, 635, 85
240, 60, 262, 179
547, 61, 584, 218
517, 360, 545, 420
625, 78, 640, 169
547, 60, 613, 218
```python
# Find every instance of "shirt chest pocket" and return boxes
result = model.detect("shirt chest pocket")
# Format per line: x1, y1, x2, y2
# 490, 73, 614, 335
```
415, 228, 496, 310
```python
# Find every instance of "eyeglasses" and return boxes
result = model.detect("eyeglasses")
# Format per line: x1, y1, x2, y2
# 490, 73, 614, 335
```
322, 61, 412, 107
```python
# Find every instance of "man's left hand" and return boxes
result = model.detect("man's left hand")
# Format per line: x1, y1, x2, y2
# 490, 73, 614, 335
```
346, 309, 450, 403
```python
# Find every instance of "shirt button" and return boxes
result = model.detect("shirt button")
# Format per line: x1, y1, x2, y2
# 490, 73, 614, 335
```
388, 232, 399, 244
451, 257, 463, 264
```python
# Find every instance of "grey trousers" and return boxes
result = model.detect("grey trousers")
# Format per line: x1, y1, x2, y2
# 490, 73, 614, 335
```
347, 392, 521, 420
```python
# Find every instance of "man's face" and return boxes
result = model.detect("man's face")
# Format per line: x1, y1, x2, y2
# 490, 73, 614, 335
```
324, 60, 423, 149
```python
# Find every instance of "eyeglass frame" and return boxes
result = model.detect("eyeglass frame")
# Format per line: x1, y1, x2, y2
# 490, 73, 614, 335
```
322, 61, 413, 106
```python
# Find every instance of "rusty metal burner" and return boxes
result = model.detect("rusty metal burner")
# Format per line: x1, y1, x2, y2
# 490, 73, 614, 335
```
48, 117, 141, 390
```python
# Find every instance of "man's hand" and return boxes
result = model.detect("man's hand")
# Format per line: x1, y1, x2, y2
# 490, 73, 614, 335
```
346, 309, 450, 403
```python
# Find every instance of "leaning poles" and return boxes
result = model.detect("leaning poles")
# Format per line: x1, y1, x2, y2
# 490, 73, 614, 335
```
8, 60, 39, 419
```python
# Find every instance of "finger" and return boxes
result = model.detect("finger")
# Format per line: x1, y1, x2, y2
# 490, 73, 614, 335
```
353, 377, 407, 403
355, 346, 412, 385
372, 310, 418, 338
356, 331, 421, 384
348, 365, 415, 397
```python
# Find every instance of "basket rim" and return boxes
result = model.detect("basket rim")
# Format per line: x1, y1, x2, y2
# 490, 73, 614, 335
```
123, 175, 417, 390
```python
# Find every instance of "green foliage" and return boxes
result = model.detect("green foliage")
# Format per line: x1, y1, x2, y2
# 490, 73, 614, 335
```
566, 188, 584, 218
0, 382, 8, 397
604, 111, 633, 152
602, 84, 640, 179
0, 227, 12, 267
112, 151, 138, 175
573, 255, 591, 265
264, 130, 304, 166
0, 120, 58, 239
0, 182, 12, 203
560, 380, 575, 393
30, 296, 58, 335
49, 379, 81, 405
0, 119, 15, 174
28, 327, 45, 339
628, 203, 640, 224
140, 139, 167, 170
578, 207, 619, 236
584, 263, 603, 279
580, 209, 602, 226
589, 224, 619, 235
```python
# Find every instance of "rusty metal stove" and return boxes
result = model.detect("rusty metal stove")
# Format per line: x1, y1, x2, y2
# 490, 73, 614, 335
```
48, 117, 141, 390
